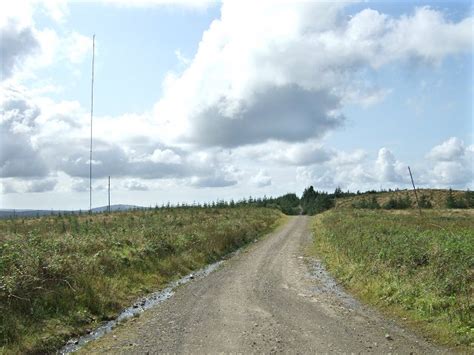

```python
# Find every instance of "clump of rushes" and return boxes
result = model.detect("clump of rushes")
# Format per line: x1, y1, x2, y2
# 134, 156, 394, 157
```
312, 209, 473, 348
0, 207, 282, 354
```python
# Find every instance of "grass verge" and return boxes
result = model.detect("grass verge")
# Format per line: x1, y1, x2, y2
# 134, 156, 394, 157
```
311, 209, 473, 349
0, 207, 282, 353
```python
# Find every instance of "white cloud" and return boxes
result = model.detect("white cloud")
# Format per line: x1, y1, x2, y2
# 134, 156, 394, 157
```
0, 0, 90, 82
425, 137, 473, 187
39, 0, 69, 23
430, 161, 472, 186
71, 178, 88, 192
332, 7, 472, 68
150, 3, 472, 149
0, 178, 57, 193
0, 2, 35, 28
1, 1, 68, 26
1, 83, 251, 193
0, 85, 48, 178
383, 7, 472, 65
190, 174, 237, 188
1, 179, 18, 194
331, 149, 367, 166
375, 147, 406, 183
0, 20, 39, 80
296, 157, 375, 191
296, 138, 473, 191
297, 147, 407, 191
1, 2, 472, 200
341, 86, 392, 108
63, 32, 92, 64
21, 29, 91, 75
3, 77, 472, 193
26, 178, 57, 192
427, 137, 466, 161
250, 170, 272, 188
142, 148, 182, 164
123, 179, 149, 191
225, 140, 334, 170
99, 0, 214, 9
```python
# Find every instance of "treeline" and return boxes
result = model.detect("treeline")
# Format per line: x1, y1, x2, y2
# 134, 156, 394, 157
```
6, 188, 473, 222
159, 194, 301, 215
352, 189, 474, 210
300, 186, 354, 215
3, 194, 302, 220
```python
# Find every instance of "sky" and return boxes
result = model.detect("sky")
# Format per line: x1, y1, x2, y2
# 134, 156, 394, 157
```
0, 0, 473, 210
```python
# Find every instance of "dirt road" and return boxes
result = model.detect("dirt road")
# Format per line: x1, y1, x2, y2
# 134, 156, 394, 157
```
81, 216, 443, 353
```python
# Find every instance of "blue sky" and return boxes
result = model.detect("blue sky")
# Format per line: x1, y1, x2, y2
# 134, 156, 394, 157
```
1, 1, 472, 210
336, 54, 472, 157
34, 2, 221, 115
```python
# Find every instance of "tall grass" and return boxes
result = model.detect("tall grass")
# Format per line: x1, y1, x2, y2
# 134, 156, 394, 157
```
312, 209, 473, 347
0, 207, 282, 353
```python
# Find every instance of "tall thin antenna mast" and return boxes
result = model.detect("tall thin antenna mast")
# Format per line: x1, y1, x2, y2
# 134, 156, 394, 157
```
108, 176, 111, 213
89, 34, 95, 213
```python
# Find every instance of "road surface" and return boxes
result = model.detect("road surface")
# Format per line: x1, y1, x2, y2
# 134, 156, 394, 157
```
80, 216, 443, 353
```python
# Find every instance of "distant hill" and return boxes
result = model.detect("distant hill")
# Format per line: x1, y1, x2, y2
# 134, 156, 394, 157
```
91, 204, 142, 213
0, 204, 143, 219
335, 188, 469, 209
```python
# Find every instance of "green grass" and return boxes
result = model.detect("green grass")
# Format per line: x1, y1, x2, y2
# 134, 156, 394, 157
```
311, 209, 473, 348
0, 207, 282, 354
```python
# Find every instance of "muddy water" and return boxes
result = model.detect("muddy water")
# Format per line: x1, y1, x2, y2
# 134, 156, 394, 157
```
59, 261, 223, 354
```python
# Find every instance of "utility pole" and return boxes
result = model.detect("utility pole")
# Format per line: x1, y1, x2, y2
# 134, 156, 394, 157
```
108, 176, 111, 213
408, 166, 422, 216
89, 34, 95, 213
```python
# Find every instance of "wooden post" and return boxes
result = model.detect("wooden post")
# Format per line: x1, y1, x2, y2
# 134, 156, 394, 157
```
408, 166, 422, 216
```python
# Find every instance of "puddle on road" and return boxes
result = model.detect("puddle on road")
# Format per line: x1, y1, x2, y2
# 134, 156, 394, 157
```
306, 258, 360, 310
60, 260, 223, 354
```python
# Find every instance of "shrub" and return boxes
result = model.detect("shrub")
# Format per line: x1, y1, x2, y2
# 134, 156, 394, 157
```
418, 194, 433, 209
465, 190, 474, 208
445, 189, 467, 209
383, 194, 411, 209
352, 196, 380, 209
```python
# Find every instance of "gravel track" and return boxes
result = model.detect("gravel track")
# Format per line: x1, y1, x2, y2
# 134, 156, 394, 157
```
80, 216, 444, 354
